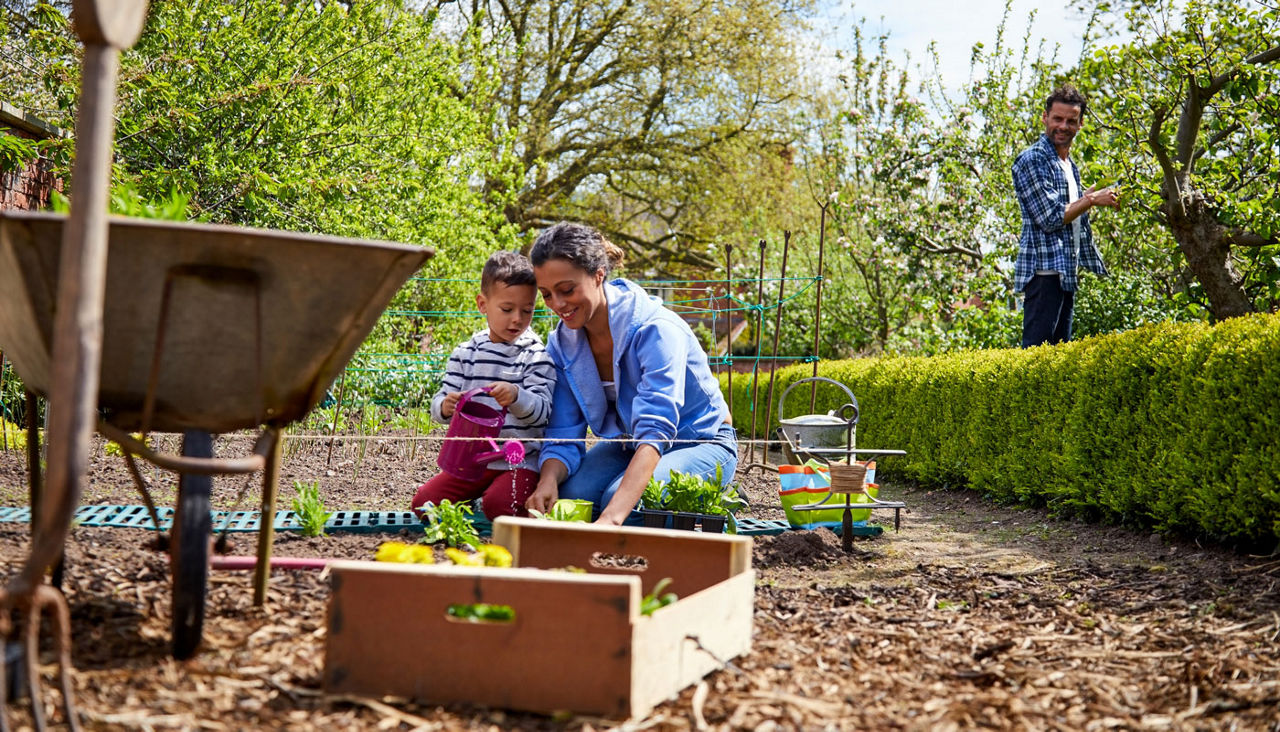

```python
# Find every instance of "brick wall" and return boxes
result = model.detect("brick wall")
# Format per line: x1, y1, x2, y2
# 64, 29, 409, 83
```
1, 101, 65, 211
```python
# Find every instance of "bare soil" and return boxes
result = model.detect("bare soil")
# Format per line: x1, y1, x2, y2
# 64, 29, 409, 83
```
2, 432, 1279, 731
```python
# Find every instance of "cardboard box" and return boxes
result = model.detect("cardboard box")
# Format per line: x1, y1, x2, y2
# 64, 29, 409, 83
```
323, 517, 754, 719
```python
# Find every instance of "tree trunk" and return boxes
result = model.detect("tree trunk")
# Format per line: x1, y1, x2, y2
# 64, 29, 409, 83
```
1162, 186, 1254, 321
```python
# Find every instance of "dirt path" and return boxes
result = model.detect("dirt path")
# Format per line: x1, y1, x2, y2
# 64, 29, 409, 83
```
1, 436, 1278, 730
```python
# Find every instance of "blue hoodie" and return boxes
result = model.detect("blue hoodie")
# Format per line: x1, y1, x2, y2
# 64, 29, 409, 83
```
538, 278, 732, 477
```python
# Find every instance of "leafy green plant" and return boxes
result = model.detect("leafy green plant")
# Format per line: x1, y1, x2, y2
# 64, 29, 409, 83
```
447, 602, 515, 622
0, 129, 39, 173
419, 498, 481, 548
640, 578, 678, 616
641, 478, 667, 510
660, 465, 747, 531
50, 184, 192, 221
386, 407, 440, 434
291, 480, 332, 537
529, 499, 593, 522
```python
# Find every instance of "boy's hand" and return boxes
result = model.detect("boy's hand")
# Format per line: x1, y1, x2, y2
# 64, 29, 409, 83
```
439, 391, 462, 419
486, 382, 518, 407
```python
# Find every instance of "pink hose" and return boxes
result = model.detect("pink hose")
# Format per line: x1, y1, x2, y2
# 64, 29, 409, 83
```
210, 555, 332, 571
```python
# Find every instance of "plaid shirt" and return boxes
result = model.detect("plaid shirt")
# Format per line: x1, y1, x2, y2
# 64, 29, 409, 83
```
1012, 134, 1107, 292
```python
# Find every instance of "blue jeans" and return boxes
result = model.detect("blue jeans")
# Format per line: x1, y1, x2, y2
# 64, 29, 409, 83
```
1021, 273, 1075, 347
559, 424, 738, 520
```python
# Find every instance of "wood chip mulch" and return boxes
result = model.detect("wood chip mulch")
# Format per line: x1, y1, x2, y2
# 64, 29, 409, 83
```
1, 437, 1278, 730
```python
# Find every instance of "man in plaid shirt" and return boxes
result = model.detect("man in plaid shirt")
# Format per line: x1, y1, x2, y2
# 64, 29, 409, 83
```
1013, 84, 1121, 347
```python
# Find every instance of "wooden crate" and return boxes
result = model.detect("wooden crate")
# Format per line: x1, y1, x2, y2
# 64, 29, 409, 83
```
323, 517, 754, 719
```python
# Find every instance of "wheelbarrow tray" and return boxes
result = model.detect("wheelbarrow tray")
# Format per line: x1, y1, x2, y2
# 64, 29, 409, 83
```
0, 210, 431, 433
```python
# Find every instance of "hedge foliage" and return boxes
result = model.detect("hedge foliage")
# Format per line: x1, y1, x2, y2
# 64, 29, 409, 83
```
724, 313, 1280, 548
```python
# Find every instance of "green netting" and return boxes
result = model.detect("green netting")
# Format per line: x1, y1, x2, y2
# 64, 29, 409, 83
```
0, 274, 825, 419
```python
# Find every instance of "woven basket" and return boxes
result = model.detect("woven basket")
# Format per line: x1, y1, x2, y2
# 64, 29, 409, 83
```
829, 462, 868, 494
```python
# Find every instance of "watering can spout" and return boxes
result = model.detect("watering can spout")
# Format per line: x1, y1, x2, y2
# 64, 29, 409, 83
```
471, 439, 526, 468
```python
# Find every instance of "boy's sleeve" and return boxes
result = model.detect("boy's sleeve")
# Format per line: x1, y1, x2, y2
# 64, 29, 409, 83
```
429, 345, 469, 424
1013, 150, 1068, 234
538, 368, 587, 476
509, 345, 556, 428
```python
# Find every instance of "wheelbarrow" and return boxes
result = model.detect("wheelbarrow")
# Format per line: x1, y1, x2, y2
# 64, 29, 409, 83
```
0, 210, 431, 658
776, 377, 908, 551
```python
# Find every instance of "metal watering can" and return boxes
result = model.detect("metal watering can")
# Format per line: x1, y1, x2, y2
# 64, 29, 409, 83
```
437, 387, 526, 481
776, 376, 859, 464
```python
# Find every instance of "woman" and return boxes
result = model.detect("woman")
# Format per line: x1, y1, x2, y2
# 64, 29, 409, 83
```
525, 222, 737, 525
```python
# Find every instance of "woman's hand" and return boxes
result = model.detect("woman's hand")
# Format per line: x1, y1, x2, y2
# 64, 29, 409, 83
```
594, 445, 660, 526
594, 507, 629, 526
525, 475, 559, 514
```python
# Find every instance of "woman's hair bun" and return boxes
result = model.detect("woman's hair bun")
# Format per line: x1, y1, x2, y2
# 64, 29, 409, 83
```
602, 239, 626, 270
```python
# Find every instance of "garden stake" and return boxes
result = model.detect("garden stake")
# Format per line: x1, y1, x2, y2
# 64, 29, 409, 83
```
325, 369, 348, 468
746, 239, 767, 467
0, 352, 7, 451
810, 202, 829, 414
723, 243, 734, 417
760, 230, 792, 463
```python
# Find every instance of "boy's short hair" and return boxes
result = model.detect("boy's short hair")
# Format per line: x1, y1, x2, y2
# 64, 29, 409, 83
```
481, 250, 535, 293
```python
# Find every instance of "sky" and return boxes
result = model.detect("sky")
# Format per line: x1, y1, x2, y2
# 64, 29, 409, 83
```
813, 0, 1100, 91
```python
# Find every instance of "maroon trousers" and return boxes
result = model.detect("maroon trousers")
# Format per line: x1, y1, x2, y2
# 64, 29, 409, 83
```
411, 467, 539, 521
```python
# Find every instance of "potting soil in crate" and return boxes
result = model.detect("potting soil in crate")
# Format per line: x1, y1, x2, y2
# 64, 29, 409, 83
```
323, 517, 754, 719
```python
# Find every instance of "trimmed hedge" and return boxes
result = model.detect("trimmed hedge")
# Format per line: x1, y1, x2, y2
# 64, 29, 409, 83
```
723, 313, 1280, 548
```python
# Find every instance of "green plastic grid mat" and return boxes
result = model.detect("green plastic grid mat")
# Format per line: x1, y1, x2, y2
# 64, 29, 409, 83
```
0, 505, 801, 536
0, 505, 433, 534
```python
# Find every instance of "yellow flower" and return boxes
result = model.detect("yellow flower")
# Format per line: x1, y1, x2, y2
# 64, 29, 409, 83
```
478, 544, 513, 568
444, 547, 485, 566
375, 541, 434, 564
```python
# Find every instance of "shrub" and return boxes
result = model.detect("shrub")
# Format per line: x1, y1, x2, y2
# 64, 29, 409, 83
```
724, 313, 1280, 548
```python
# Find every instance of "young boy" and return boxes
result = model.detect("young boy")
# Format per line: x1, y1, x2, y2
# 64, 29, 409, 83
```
412, 251, 555, 519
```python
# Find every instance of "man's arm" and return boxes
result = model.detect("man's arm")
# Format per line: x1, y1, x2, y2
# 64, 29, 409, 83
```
1013, 151, 1070, 233
1064, 186, 1121, 224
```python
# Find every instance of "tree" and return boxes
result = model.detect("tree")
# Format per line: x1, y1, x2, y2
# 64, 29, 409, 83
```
1077, 0, 1280, 319
2, 0, 513, 354
796, 16, 1059, 355
431, 0, 815, 269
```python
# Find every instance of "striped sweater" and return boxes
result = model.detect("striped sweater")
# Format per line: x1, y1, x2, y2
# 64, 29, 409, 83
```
430, 329, 556, 471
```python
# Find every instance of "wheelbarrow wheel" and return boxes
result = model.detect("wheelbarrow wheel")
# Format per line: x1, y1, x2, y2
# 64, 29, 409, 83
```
171, 429, 212, 660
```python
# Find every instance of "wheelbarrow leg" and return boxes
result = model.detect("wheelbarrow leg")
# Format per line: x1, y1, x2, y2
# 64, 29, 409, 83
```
253, 427, 283, 607
171, 430, 212, 660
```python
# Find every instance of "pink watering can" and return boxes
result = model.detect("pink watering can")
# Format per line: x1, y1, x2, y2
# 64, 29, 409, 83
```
437, 387, 526, 481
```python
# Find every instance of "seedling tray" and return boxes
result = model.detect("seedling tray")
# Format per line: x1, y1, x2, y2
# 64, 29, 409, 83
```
323, 517, 754, 719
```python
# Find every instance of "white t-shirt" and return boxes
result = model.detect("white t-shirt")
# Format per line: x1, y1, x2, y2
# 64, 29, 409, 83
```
1059, 156, 1083, 260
